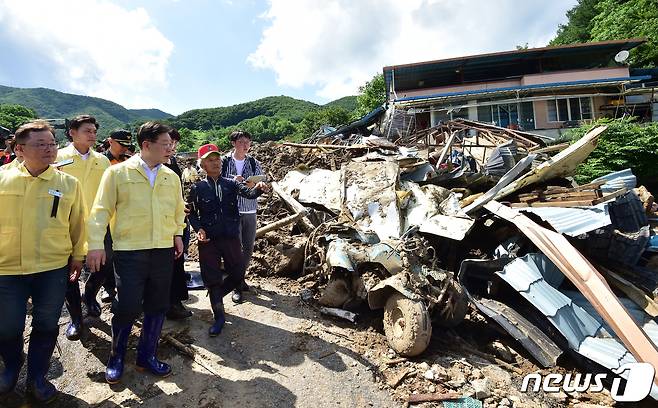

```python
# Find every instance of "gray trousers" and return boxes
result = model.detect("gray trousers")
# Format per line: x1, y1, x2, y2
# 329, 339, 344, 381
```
239, 213, 257, 281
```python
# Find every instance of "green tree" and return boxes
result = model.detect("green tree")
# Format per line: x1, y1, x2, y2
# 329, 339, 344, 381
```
0, 104, 38, 131
176, 128, 198, 152
589, 0, 658, 67
551, 0, 658, 67
355, 73, 386, 117
550, 0, 599, 45
293, 107, 352, 140
570, 117, 658, 186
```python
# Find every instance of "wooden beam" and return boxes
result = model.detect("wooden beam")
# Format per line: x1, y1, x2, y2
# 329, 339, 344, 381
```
592, 188, 628, 205
435, 131, 458, 167
255, 212, 305, 238
271, 182, 317, 232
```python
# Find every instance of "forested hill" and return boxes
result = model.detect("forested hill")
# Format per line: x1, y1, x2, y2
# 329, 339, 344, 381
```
0, 83, 359, 149
171, 96, 320, 130
0, 85, 172, 136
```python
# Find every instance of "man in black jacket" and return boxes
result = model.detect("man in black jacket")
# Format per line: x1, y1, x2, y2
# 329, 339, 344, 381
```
187, 144, 269, 336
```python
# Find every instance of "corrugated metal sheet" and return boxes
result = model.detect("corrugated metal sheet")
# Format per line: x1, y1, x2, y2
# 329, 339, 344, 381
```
564, 290, 658, 348
577, 339, 658, 400
519, 203, 611, 237
594, 168, 637, 193
497, 253, 658, 400
496, 254, 602, 349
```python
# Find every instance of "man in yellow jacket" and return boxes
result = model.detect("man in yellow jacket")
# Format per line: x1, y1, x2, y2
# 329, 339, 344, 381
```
87, 121, 186, 384
56, 115, 112, 340
0, 120, 86, 403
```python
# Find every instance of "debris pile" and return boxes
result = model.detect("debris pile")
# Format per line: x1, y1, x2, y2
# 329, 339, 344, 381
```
188, 114, 658, 404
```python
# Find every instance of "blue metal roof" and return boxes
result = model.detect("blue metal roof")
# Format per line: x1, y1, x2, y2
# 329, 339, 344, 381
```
393, 76, 652, 104
384, 39, 646, 98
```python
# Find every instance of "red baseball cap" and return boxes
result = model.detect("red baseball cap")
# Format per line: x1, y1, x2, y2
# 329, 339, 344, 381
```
198, 143, 220, 159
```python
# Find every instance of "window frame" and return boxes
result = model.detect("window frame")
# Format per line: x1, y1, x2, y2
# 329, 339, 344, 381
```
547, 97, 593, 122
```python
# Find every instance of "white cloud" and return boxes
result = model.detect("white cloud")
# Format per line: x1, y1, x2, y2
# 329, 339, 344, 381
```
248, 0, 577, 100
0, 0, 173, 108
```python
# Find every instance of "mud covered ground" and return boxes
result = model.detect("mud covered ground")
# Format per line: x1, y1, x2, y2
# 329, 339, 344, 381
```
0, 261, 634, 408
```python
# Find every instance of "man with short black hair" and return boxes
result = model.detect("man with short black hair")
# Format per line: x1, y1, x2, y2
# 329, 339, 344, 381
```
57, 115, 112, 340
0, 120, 86, 403
221, 130, 265, 304
87, 121, 186, 384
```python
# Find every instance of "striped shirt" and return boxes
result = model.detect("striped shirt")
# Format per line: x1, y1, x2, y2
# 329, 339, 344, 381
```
221, 153, 264, 214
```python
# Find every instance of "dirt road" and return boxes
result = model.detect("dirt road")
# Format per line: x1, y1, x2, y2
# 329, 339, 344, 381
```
1, 261, 627, 408
0, 261, 396, 408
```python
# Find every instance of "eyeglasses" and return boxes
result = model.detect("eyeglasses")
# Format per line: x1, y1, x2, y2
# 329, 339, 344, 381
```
151, 141, 175, 149
19, 143, 58, 150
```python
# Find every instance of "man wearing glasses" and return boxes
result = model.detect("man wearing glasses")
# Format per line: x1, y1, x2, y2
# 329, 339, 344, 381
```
56, 115, 112, 341
86, 122, 186, 384
0, 120, 86, 403
220, 130, 265, 304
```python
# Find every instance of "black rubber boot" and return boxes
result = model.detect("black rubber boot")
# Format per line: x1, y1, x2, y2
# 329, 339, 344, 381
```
166, 302, 193, 320
65, 281, 84, 341
0, 336, 23, 395
83, 273, 103, 318
231, 289, 243, 304
25, 330, 58, 404
208, 287, 225, 337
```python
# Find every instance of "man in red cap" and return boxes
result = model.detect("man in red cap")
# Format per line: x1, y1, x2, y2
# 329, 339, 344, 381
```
187, 144, 269, 336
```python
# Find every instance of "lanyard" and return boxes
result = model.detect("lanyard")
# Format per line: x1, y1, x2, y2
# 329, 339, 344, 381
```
206, 178, 221, 200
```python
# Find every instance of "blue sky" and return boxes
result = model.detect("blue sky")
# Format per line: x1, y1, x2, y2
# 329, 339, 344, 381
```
0, 0, 577, 115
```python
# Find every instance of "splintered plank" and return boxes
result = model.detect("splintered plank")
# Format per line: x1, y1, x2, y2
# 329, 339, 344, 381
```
543, 191, 599, 201
525, 200, 595, 207
592, 188, 628, 205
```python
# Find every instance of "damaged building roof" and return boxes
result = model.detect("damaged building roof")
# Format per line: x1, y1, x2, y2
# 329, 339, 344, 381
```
383, 38, 646, 99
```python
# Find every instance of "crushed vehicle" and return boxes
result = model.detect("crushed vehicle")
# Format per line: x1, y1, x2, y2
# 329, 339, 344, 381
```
236, 107, 658, 401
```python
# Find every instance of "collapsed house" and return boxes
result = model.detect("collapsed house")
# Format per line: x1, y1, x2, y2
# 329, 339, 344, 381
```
237, 113, 658, 402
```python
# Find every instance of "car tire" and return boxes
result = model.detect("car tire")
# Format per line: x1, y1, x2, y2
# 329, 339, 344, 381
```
383, 293, 432, 357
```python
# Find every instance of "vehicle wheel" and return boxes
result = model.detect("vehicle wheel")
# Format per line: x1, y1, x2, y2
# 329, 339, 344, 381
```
433, 280, 468, 328
383, 293, 432, 357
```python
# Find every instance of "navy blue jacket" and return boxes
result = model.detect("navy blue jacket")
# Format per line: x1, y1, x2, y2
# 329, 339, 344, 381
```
187, 176, 262, 239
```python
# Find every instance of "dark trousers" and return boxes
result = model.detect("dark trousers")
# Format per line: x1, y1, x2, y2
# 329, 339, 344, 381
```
198, 237, 243, 296
66, 230, 114, 319
169, 223, 190, 304
0, 266, 68, 340
112, 248, 174, 326
84, 229, 115, 299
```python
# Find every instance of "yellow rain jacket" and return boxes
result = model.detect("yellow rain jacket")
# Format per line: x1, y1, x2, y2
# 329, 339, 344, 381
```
87, 155, 186, 251
0, 163, 87, 275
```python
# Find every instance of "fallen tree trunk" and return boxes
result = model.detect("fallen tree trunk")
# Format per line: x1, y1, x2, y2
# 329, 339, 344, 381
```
271, 182, 316, 232
255, 212, 305, 238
